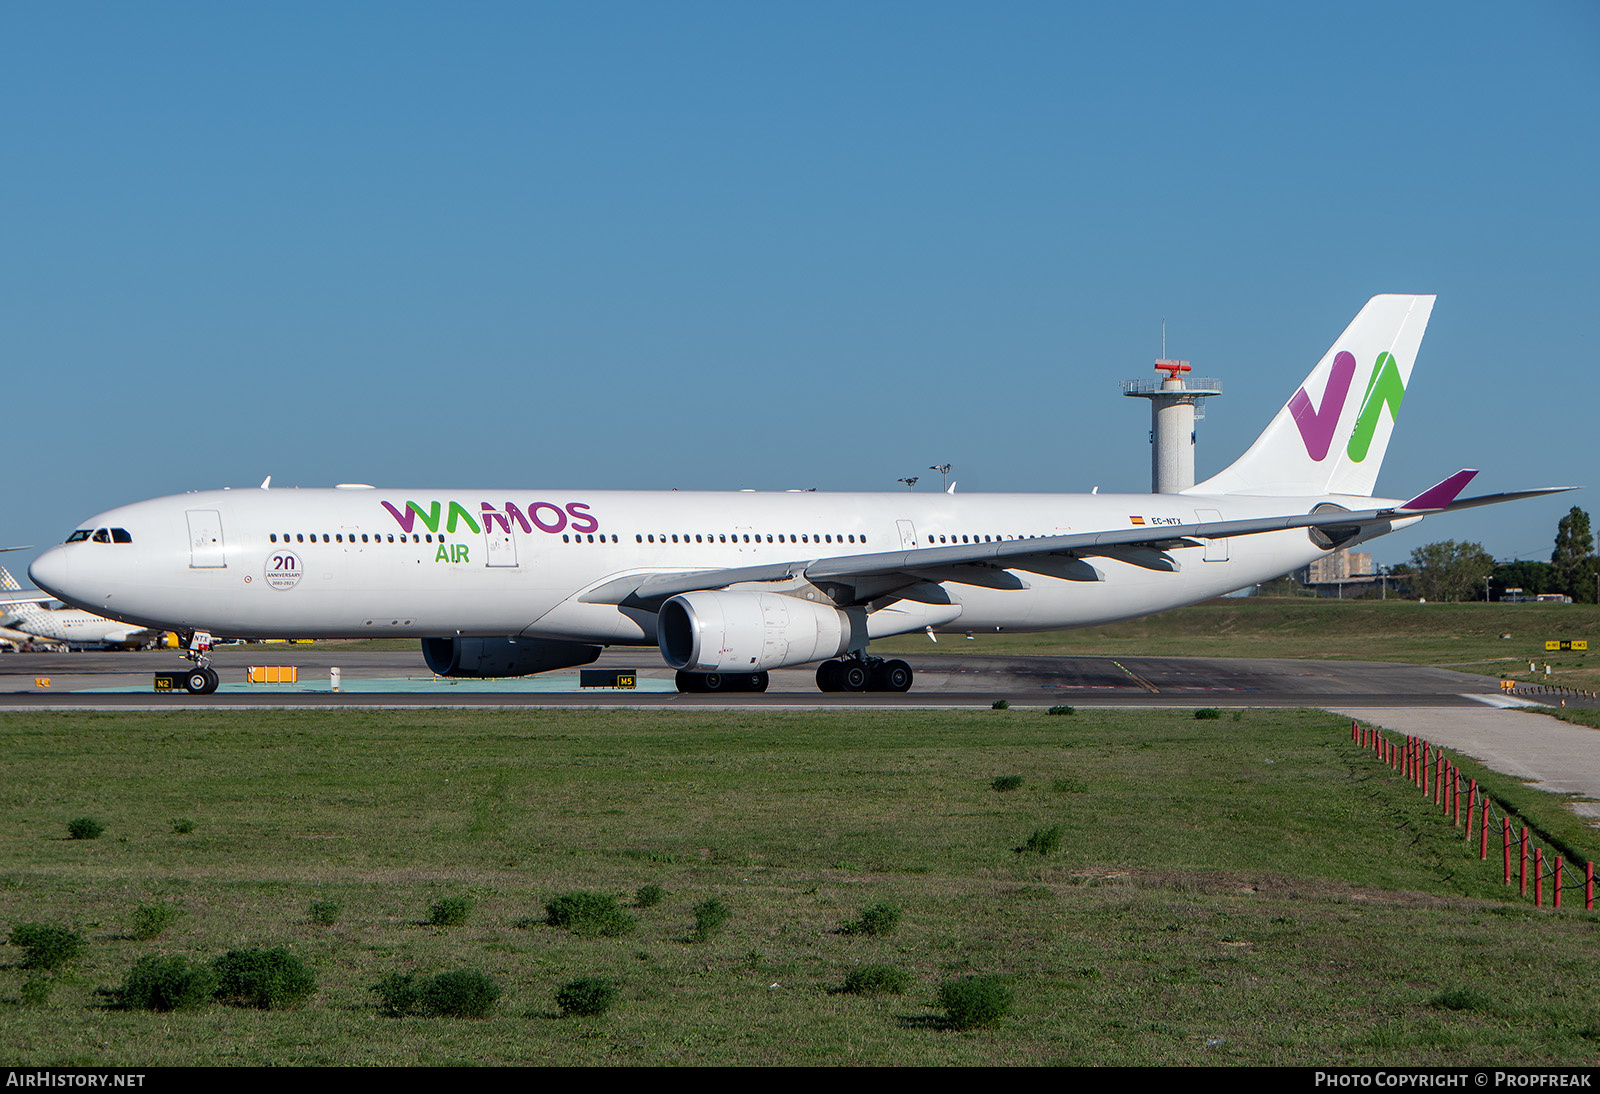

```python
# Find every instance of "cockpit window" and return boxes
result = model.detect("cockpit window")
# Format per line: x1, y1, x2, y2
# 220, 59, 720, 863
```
65, 530, 91, 543
92, 529, 111, 543
111, 528, 132, 543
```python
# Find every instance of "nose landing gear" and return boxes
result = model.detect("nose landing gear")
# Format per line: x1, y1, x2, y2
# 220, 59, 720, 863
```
177, 631, 220, 694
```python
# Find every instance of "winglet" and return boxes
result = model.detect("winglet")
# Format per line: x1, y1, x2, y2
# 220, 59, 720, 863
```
1400, 469, 1479, 511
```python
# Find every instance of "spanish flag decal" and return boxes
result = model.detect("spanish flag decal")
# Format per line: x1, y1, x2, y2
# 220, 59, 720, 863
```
1129, 516, 1146, 525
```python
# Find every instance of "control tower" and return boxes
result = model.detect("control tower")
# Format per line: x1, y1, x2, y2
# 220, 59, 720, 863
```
1120, 359, 1222, 493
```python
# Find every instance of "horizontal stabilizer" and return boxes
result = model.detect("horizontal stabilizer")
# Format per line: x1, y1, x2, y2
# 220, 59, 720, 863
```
1405, 485, 1575, 514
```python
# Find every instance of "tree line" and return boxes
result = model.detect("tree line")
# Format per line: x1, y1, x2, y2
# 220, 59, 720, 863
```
1391, 507, 1597, 603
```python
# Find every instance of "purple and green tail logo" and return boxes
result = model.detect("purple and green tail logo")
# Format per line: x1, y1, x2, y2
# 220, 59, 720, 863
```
1289, 351, 1405, 463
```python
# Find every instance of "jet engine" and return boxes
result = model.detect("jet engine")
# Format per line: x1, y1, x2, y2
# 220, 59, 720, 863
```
657, 590, 859, 672
421, 635, 601, 678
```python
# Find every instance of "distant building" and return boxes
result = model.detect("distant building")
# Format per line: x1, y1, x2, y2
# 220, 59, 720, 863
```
1304, 549, 1372, 584
1298, 549, 1376, 597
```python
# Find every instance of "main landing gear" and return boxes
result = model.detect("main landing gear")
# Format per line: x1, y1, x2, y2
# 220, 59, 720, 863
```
675, 670, 769, 693
815, 656, 913, 693
177, 630, 220, 695
672, 657, 914, 694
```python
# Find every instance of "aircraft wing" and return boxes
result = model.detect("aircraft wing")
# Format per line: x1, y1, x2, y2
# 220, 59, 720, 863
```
580, 484, 1573, 608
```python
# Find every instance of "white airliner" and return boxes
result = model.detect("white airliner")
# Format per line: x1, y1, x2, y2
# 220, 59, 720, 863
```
28, 295, 1564, 694
0, 566, 166, 650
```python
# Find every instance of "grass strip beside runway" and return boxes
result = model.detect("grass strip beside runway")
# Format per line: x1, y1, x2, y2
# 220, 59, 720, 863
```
2, 707, 1599, 1065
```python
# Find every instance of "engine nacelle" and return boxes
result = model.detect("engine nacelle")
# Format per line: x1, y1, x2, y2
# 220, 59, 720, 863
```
658, 591, 858, 672
421, 635, 601, 678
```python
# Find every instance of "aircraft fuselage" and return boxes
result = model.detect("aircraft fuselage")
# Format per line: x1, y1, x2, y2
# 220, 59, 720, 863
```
28, 485, 1391, 645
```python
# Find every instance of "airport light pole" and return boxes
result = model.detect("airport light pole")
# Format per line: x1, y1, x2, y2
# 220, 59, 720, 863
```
898, 477, 919, 491
930, 464, 952, 491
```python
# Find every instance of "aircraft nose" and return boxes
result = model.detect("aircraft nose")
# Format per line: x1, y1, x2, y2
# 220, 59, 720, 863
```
28, 546, 70, 599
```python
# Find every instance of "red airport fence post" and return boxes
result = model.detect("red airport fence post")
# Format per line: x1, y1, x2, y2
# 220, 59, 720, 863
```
1521, 828, 1530, 897
1351, 720, 1359, 743
1587, 861, 1594, 911
1435, 756, 1444, 808
1453, 768, 1461, 827
1536, 848, 1544, 907
1466, 780, 1477, 842
1503, 819, 1512, 885
1554, 856, 1563, 909
1480, 798, 1490, 861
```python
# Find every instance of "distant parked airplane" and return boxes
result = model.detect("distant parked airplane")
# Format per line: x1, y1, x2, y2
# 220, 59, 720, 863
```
0, 566, 165, 650
29, 295, 1567, 692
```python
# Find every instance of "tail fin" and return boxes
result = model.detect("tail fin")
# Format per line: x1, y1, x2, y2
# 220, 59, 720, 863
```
1188, 294, 1435, 498
0, 566, 22, 592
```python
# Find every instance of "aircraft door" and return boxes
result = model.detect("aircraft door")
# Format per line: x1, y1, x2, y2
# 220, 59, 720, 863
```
484, 529, 518, 567
186, 510, 226, 568
897, 520, 918, 550
1193, 509, 1229, 562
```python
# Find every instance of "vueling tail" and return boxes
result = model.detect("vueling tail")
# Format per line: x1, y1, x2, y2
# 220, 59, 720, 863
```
1188, 294, 1435, 498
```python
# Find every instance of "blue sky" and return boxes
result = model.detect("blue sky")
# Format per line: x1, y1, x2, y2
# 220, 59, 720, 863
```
3, 1, 1596, 575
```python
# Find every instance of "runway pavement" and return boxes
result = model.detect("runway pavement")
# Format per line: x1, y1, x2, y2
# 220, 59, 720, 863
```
4, 643, 1597, 822
0, 644, 1539, 709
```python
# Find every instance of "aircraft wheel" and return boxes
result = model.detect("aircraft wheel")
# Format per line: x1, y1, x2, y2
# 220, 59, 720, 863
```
184, 668, 218, 695
839, 662, 871, 691
876, 660, 913, 692
702, 672, 725, 692
746, 671, 769, 693
816, 660, 842, 692
675, 670, 702, 693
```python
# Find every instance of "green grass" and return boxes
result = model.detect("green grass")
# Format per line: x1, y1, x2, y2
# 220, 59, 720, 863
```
875, 598, 1600, 688
1, 708, 1599, 1064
